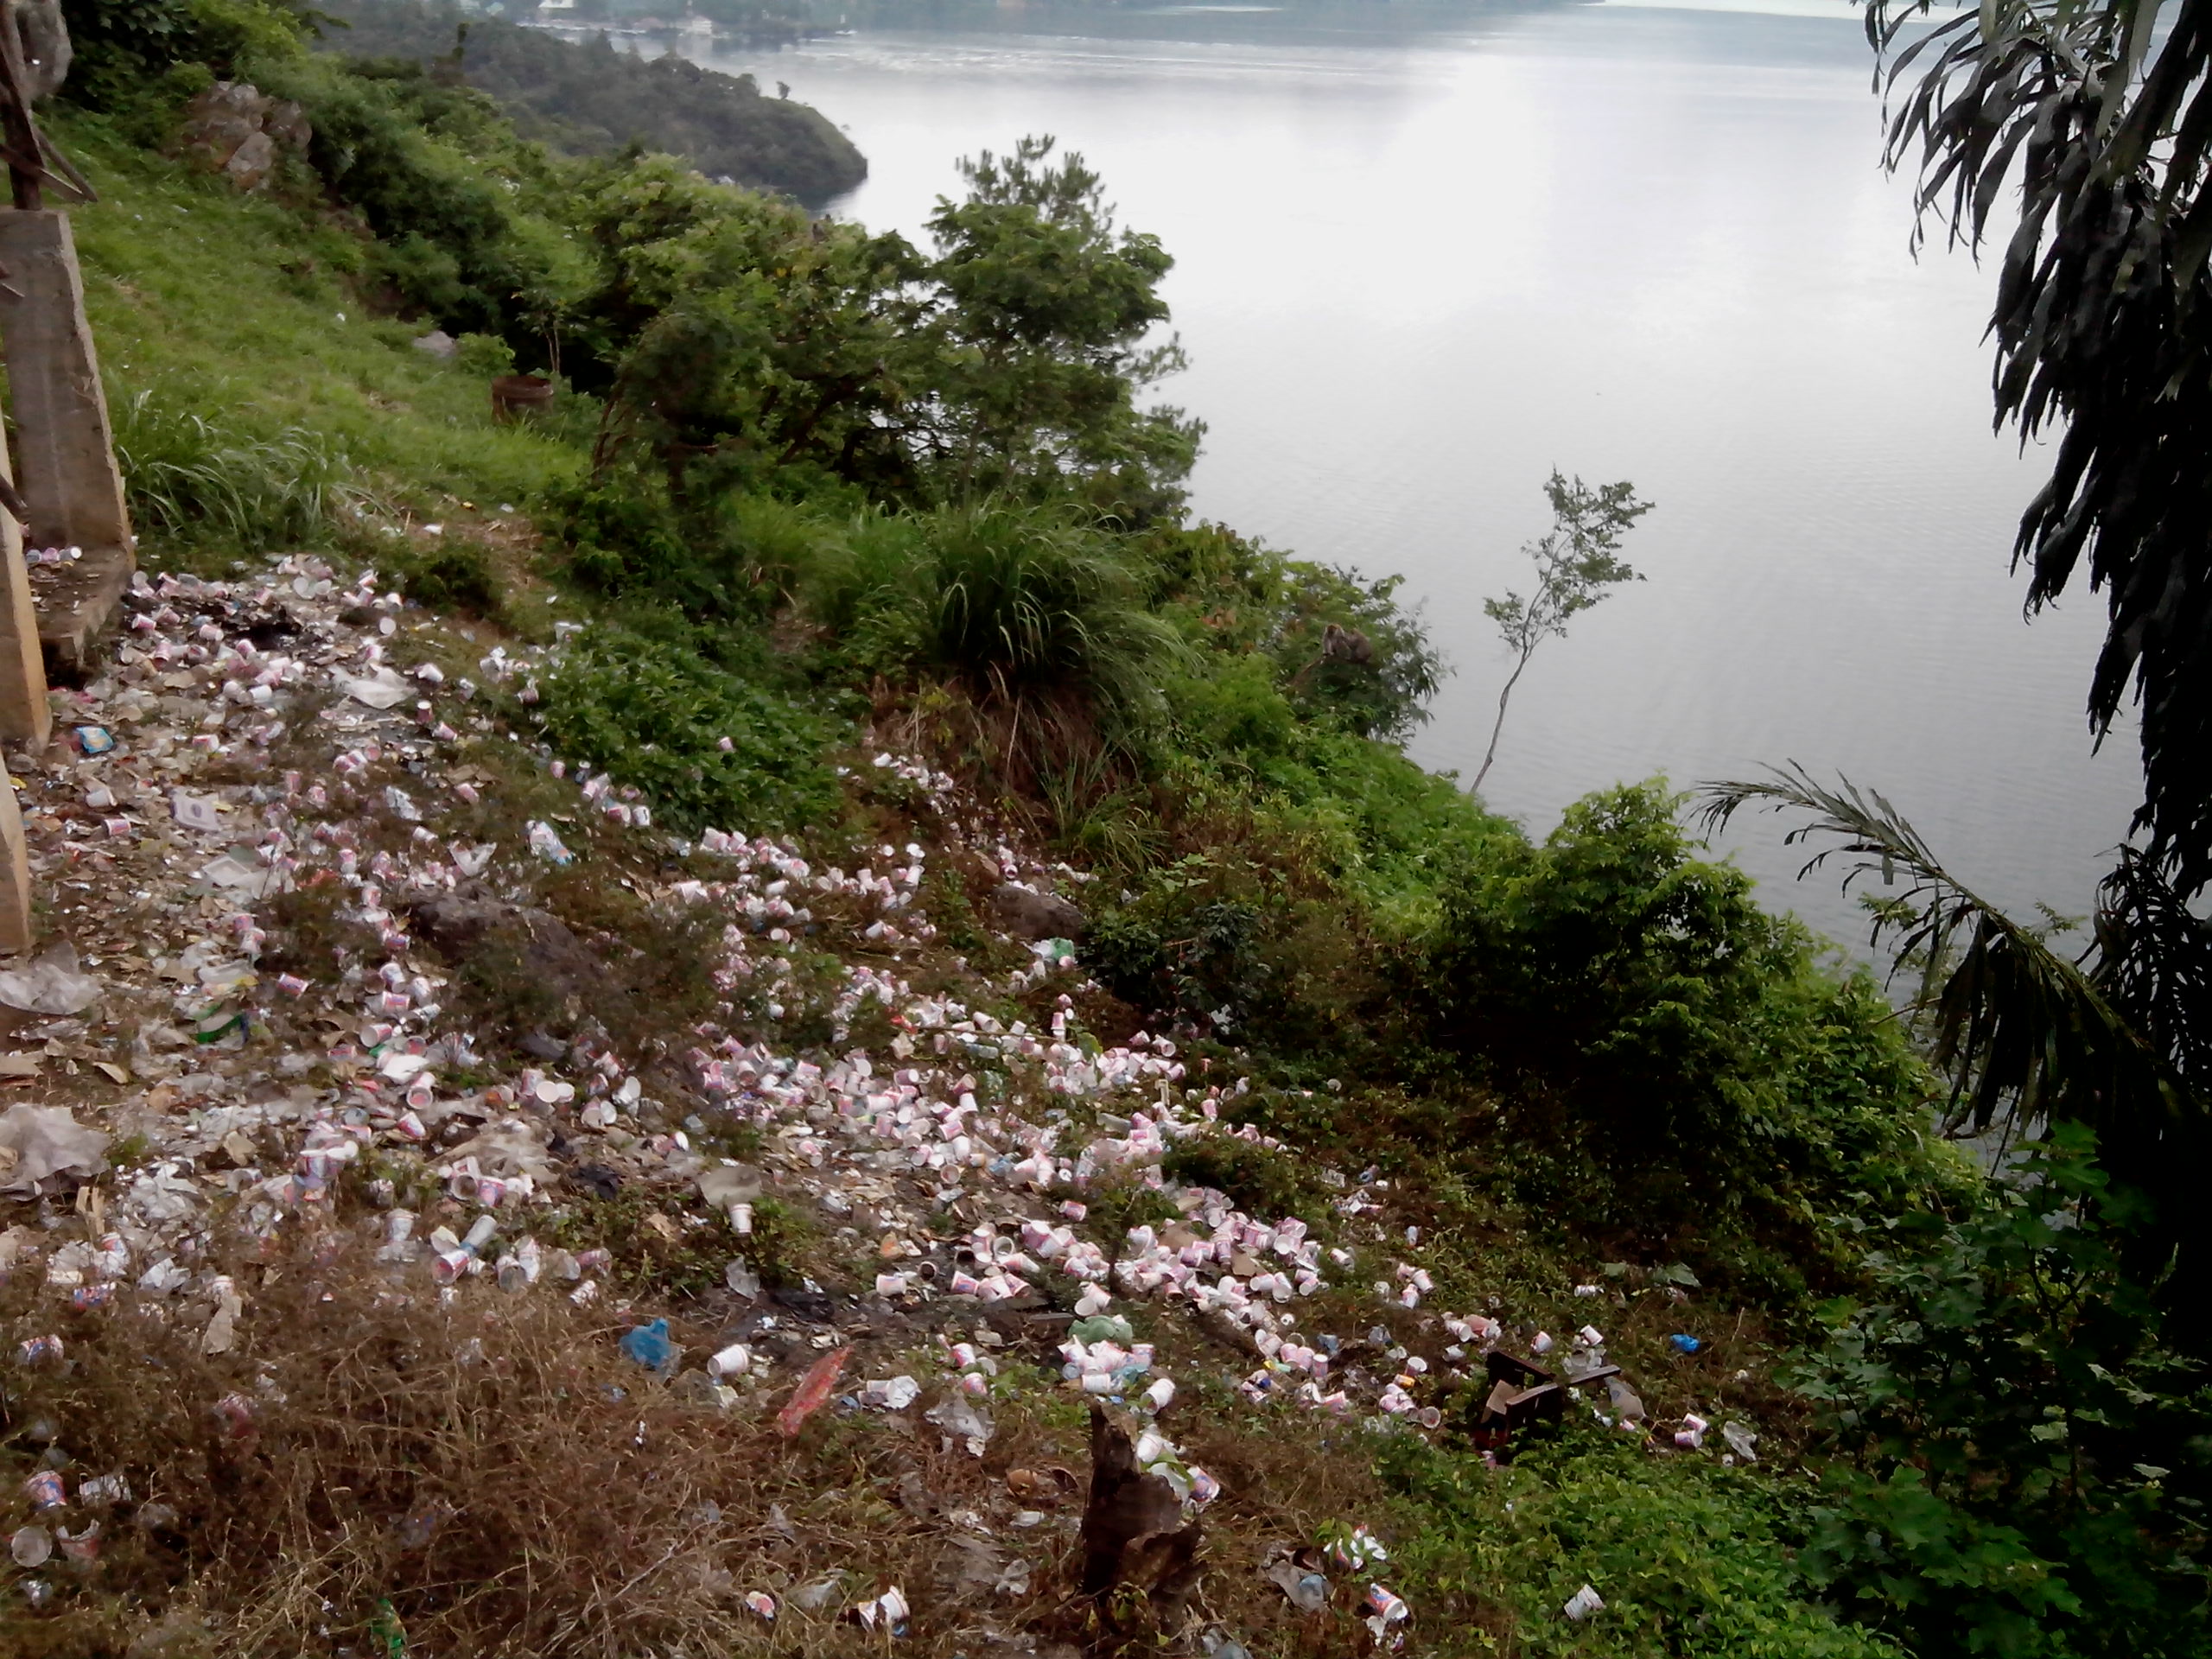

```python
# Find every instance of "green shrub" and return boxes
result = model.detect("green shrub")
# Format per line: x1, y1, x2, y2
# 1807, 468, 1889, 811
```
387, 539, 501, 616
1786, 1128, 2212, 1659
59, 0, 311, 111
1414, 781, 1947, 1262
1384, 1425, 1904, 1657
812, 499, 1192, 749
531, 626, 840, 836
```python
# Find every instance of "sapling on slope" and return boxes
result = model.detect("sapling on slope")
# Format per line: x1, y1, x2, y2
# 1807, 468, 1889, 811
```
1473, 471, 1653, 793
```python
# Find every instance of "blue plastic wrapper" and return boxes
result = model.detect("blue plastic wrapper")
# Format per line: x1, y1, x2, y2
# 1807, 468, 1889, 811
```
1669, 1333, 1702, 1355
621, 1318, 674, 1370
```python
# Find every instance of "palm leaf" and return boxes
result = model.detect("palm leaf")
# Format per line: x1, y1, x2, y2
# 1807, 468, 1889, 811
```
1862, 0, 2212, 901
1694, 766, 2196, 1160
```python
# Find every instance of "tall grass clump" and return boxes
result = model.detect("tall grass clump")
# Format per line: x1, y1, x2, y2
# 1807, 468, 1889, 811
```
813, 499, 1192, 776
112, 387, 377, 558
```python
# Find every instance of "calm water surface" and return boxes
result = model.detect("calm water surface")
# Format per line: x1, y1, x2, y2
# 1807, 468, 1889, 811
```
693, 1, 2137, 945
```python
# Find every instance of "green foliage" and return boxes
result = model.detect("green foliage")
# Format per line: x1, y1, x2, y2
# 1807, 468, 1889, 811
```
385, 537, 501, 616
1418, 782, 1948, 1261
595, 185, 929, 497
1383, 1425, 1904, 1657
1698, 767, 2211, 1298
1786, 1128, 2212, 1659
60, 0, 314, 111
808, 499, 1192, 759
925, 135, 1200, 517
1866, 0, 2212, 901
452, 331, 515, 378
531, 625, 841, 836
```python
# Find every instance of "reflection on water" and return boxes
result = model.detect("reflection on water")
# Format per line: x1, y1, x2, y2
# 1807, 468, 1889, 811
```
693, 2, 2135, 947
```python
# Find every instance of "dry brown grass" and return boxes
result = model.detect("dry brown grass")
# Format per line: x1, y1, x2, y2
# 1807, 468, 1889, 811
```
0, 1219, 1448, 1658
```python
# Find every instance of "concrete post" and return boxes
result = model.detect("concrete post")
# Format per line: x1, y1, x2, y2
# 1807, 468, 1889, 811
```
0, 209, 131, 556
0, 762, 28, 953
0, 412, 47, 748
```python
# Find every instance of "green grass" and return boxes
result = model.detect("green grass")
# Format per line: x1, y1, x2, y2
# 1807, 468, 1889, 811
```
57, 110, 586, 527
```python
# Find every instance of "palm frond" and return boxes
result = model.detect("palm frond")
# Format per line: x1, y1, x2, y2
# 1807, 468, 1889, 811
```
1863, 0, 2212, 899
1694, 766, 2196, 1157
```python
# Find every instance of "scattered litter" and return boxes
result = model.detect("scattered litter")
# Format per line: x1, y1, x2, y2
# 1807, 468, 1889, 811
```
339, 667, 412, 709
1266, 1557, 1329, 1612
525, 820, 572, 865
169, 791, 225, 833
1722, 1421, 1758, 1461
1669, 1334, 1702, 1354
925, 1391, 995, 1454
778, 1346, 849, 1437
854, 1585, 908, 1630
1564, 1583, 1605, 1621
861, 1374, 921, 1411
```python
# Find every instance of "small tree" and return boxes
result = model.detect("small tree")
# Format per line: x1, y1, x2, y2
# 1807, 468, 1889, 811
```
1473, 471, 1652, 793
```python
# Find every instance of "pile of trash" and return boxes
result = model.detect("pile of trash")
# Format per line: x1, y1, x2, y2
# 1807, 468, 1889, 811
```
0, 551, 1752, 1644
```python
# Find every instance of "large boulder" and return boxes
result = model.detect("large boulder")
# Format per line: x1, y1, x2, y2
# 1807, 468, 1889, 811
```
988, 881, 1085, 942
176, 83, 312, 193
16, 1, 69, 102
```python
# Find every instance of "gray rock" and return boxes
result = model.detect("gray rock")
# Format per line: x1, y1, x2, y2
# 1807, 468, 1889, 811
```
412, 330, 459, 361
988, 881, 1084, 941
176, 83, 308, 194
16, 1, 69, 102
222, 130, 276, 193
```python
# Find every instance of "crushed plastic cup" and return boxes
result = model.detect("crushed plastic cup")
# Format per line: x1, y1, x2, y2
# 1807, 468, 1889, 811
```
708, 1343, 753, 1379
77, 1473, 131, 1507
1364, 1584, 1408, 1624
861, 1375, 920, 1410
1564, 1584, 1605, 1621
16, 1334, 63, 1366
526, 820, 573, 865
744, 1590, 776, 1619
22, 1470, 64, 1510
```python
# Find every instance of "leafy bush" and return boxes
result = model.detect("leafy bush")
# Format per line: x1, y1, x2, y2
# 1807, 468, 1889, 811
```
60, 0, 311, 111
1416, 782, 1948, 1262
1786, 1127, 2212, 1659
1383, 1425, 1903, 1657
531, 626, 840, 835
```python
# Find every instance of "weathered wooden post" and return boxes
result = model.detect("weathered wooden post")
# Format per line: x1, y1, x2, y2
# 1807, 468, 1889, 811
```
0, 0, 125, 952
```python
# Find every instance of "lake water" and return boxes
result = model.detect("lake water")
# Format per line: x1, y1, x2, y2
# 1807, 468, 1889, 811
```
690, 0, 2139, 947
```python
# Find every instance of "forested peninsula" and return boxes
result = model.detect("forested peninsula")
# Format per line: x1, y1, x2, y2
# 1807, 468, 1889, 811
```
321, 0, 866, 202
